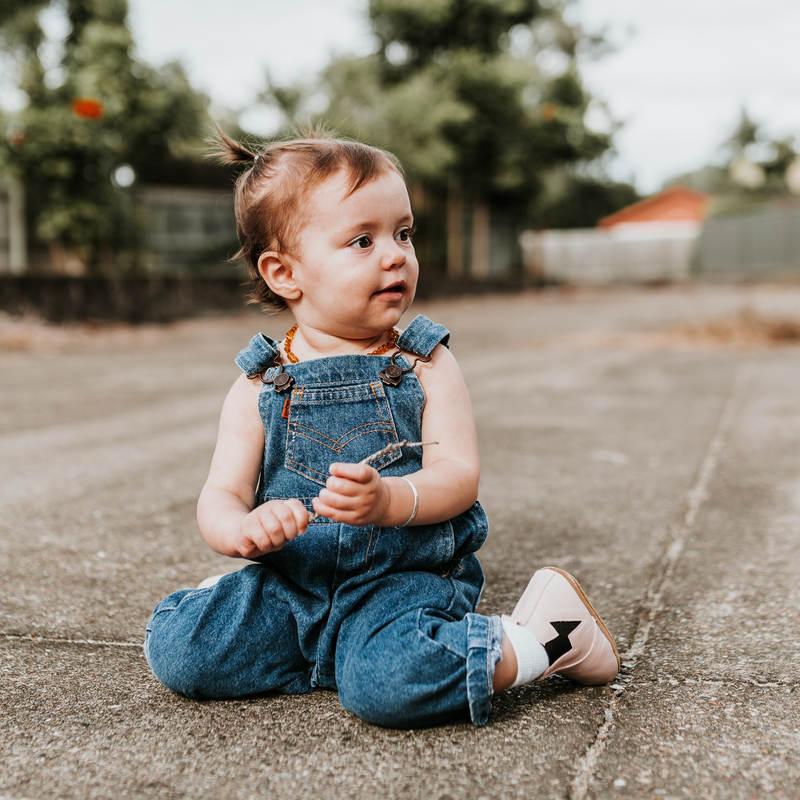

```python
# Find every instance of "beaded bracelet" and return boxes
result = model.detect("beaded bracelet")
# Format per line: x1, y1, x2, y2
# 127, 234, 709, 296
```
399, 476, 419, 527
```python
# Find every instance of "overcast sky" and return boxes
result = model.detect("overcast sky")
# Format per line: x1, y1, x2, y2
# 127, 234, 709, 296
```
11, 0, 800, 193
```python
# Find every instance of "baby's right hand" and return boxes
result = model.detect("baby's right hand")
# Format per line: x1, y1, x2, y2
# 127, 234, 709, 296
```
234, 499, 309, 559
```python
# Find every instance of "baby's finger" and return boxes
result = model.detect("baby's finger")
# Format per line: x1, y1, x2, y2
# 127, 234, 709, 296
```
325, 475, 361, 495
317, 488, 360, 512
272, 502, 299, 540
312, 496, 341, 521
258, 509, 287, 548
285, 499, 310, 533
329, 461, 374, 483
240, 516, 272, 555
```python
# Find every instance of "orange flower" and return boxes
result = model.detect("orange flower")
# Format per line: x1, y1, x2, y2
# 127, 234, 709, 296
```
72, 98, 104, 119
541, 103, 558, 121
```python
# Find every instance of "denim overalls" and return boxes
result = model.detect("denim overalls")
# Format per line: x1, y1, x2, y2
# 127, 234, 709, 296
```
144, 314, 504, 727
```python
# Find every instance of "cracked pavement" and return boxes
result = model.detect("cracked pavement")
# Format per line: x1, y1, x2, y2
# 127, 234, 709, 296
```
2, 284, 799, 799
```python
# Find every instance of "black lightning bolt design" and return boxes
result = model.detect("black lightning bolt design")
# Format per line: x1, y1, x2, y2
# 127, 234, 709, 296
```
543, 620, 581, 665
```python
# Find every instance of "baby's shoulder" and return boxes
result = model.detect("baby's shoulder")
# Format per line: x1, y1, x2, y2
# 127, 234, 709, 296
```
219, 371, 263, 428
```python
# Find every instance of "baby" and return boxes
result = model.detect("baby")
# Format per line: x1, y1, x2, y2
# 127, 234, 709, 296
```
144, 130, 619, 727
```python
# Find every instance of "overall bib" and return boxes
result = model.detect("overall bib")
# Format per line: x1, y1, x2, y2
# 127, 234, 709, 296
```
144, 314, 504, 727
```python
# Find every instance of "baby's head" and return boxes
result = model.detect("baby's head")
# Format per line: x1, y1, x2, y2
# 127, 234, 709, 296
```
215, 128, 408, 312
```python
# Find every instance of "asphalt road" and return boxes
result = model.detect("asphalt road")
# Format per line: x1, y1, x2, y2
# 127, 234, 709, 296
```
2, 284, 799, 799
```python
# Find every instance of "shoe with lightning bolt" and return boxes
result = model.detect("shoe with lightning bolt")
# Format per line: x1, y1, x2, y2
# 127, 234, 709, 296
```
509, 567, 620, 684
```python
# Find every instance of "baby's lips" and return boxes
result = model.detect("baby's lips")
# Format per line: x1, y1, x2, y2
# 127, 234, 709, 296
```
373, 280, 406, 295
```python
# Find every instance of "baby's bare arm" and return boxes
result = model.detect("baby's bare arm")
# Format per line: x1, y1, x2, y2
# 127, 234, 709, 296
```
197, 374, 308, 557
313, 344, 480, 527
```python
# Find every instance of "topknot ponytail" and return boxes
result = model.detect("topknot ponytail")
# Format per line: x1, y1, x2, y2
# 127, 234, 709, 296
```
211, 124, 258, 166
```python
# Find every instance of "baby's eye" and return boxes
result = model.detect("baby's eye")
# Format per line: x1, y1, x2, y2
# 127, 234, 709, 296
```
349, 235, 373, 249
396, 225, 416, 243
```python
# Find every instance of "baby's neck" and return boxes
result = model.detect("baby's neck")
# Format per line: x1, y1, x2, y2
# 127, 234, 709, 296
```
284, 323, 395, 362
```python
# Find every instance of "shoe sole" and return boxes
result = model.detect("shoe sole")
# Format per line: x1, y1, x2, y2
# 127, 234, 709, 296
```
539, 566, 621, 675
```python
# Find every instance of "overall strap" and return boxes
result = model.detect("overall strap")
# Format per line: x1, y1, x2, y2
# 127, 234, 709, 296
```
396, 314, 450, 358
235, 332, 281, 378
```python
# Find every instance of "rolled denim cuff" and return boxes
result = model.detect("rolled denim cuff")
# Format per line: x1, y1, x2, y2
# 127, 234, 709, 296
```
465, 612, 504, 726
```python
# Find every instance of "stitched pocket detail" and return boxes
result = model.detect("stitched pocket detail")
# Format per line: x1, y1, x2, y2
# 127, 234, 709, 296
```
285, 381, 401, 486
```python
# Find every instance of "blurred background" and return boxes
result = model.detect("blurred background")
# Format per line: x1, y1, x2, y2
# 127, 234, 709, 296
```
1, 0, 799, 321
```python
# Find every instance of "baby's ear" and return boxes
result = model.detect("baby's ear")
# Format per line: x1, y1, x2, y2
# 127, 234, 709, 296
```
257, 251, 302, 301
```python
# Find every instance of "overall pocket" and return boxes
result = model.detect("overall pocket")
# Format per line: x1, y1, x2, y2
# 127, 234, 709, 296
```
285, 381, 401, 486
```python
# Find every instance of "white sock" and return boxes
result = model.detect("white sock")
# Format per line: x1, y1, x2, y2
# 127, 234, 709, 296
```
501, 615, 550, 688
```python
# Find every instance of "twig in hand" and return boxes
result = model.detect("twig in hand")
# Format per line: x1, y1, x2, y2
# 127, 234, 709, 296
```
307, 440, 438, 522
358, 439, 438, 465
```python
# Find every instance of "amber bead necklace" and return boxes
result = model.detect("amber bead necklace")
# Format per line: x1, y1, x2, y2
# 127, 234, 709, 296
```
283, 323, 399, 364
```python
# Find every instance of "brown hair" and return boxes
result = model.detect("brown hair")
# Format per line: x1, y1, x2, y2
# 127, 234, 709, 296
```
213, 126, 404, 311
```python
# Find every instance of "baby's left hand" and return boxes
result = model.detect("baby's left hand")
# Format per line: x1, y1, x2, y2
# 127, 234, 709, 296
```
312, 462, 390, 526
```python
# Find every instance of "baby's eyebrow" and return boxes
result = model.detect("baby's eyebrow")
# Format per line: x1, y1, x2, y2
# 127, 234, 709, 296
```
342, 214, 414, 234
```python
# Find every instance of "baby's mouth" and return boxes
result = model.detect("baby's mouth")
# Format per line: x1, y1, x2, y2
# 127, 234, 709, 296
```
373, 281, 406, 296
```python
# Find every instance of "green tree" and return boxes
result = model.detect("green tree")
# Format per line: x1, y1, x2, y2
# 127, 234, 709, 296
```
261, 0, 625, 275
533, 172, 639, 229
668, 108, 800, 208
0, 0, 210, 273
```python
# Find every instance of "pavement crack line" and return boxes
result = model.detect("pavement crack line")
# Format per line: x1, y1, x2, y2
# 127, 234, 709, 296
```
568, 365, 749, 800
655, 675, 798, 689
1, 632, 142, 649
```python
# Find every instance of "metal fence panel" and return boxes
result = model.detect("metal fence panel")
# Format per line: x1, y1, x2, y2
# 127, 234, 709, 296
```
698, 206, 800, 276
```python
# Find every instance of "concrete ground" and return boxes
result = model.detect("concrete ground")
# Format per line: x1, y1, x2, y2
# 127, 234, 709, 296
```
2, 283, 799, 799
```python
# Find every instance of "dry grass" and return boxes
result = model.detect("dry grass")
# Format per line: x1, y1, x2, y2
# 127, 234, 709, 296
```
658, 307, 800, 349
2, 304, 799, 355
0, 313, 171, 352
535, 307, 800, 352
0, 311, 268, 353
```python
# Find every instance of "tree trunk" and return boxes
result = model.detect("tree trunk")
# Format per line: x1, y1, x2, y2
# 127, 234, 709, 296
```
7, 175, 28, 275
446, 183, 464, 278
470, 199, 490, 278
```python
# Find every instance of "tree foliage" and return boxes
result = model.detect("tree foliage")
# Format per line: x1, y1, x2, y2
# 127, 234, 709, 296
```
0, 0, 210, 272
259, 0, 631, 247
667, 108, 800, 211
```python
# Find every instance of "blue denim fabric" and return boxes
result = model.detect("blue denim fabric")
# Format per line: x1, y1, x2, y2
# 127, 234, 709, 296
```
144, 314, 504, 727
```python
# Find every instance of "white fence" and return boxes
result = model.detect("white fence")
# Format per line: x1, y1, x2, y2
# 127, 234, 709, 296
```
521, 221, 701, 284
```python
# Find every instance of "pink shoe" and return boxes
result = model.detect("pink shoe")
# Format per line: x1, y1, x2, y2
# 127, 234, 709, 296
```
509, 567, 620, 684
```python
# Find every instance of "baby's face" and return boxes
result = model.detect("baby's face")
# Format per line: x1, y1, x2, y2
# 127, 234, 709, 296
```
288, 168, 419, 339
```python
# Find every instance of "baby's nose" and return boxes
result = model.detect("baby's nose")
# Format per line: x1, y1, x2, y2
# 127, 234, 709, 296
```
380, 239, 407, 268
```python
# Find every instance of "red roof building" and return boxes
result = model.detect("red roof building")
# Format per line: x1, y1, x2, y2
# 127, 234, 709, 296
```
598, 185, 710, 229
